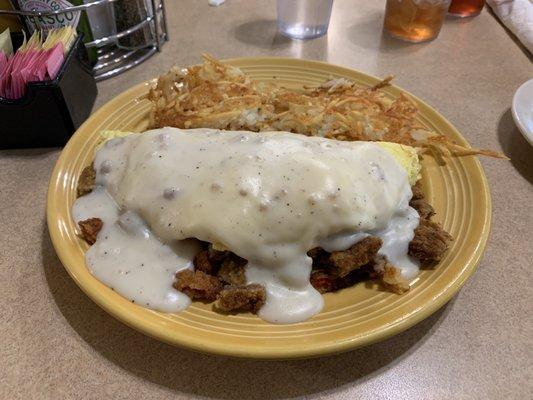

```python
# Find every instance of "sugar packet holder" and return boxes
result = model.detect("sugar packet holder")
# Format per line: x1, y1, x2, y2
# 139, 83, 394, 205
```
0, 33, 97, 149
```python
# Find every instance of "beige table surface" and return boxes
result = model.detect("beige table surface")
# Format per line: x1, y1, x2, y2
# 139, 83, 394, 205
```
1, 1, 532, 399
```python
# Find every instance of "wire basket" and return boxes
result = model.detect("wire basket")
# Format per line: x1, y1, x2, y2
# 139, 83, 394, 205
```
0, 0, 168, 81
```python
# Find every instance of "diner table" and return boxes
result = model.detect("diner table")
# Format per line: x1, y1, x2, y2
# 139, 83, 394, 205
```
1, 1, 532, 399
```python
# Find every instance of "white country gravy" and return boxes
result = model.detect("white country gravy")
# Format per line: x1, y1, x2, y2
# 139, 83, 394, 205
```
73, 128, 420, 323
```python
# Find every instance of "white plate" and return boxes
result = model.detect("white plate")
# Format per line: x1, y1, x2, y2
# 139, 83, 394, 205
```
512, 78, 533, 146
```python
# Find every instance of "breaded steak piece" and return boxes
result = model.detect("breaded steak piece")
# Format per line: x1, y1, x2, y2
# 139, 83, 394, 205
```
409, 219, 452, 266
217, 284, 266, 313
78, 217, 103, 245
174, 270, 223, 302
77, 165, 96, 197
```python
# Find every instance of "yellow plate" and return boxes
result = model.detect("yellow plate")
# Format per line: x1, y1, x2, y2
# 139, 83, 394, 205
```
47, 58, 491, 359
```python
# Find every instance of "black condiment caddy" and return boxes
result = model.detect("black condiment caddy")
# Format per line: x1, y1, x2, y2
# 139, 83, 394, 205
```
0, 0, 168, 149
0, 33, 97, 149
0, 1, 169, 81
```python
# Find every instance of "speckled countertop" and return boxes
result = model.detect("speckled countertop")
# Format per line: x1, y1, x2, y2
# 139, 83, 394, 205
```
1, 1, 532, 399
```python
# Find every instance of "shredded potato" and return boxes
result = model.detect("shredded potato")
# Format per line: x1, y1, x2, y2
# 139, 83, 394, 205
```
148, 54, 505, 159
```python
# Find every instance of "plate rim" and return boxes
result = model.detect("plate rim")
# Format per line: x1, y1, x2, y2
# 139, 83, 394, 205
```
511, 78, 533, 146
47, 57, 492, 359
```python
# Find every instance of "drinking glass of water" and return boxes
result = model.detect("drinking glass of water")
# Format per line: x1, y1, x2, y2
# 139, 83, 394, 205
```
277, 0, 334, 40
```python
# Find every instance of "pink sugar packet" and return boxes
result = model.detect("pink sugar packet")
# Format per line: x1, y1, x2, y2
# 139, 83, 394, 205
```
20, 47, 49, 84
12, 67, 25, 98
0, 51, 7, 96
45, 43, 64, 80
27, 49, 49, 82
9, 50, 30, 99
0, 52, 7, 76
10, 53, 25, 98
20, 49, 41, 83
0, 53, 15, 98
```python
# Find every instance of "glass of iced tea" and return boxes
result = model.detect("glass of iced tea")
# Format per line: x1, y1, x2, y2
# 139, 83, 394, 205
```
383, 0, 452, 43
449, 0, 485, 17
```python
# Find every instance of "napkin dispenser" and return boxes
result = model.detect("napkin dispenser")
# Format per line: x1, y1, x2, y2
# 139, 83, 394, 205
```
0, 33, 97, 149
